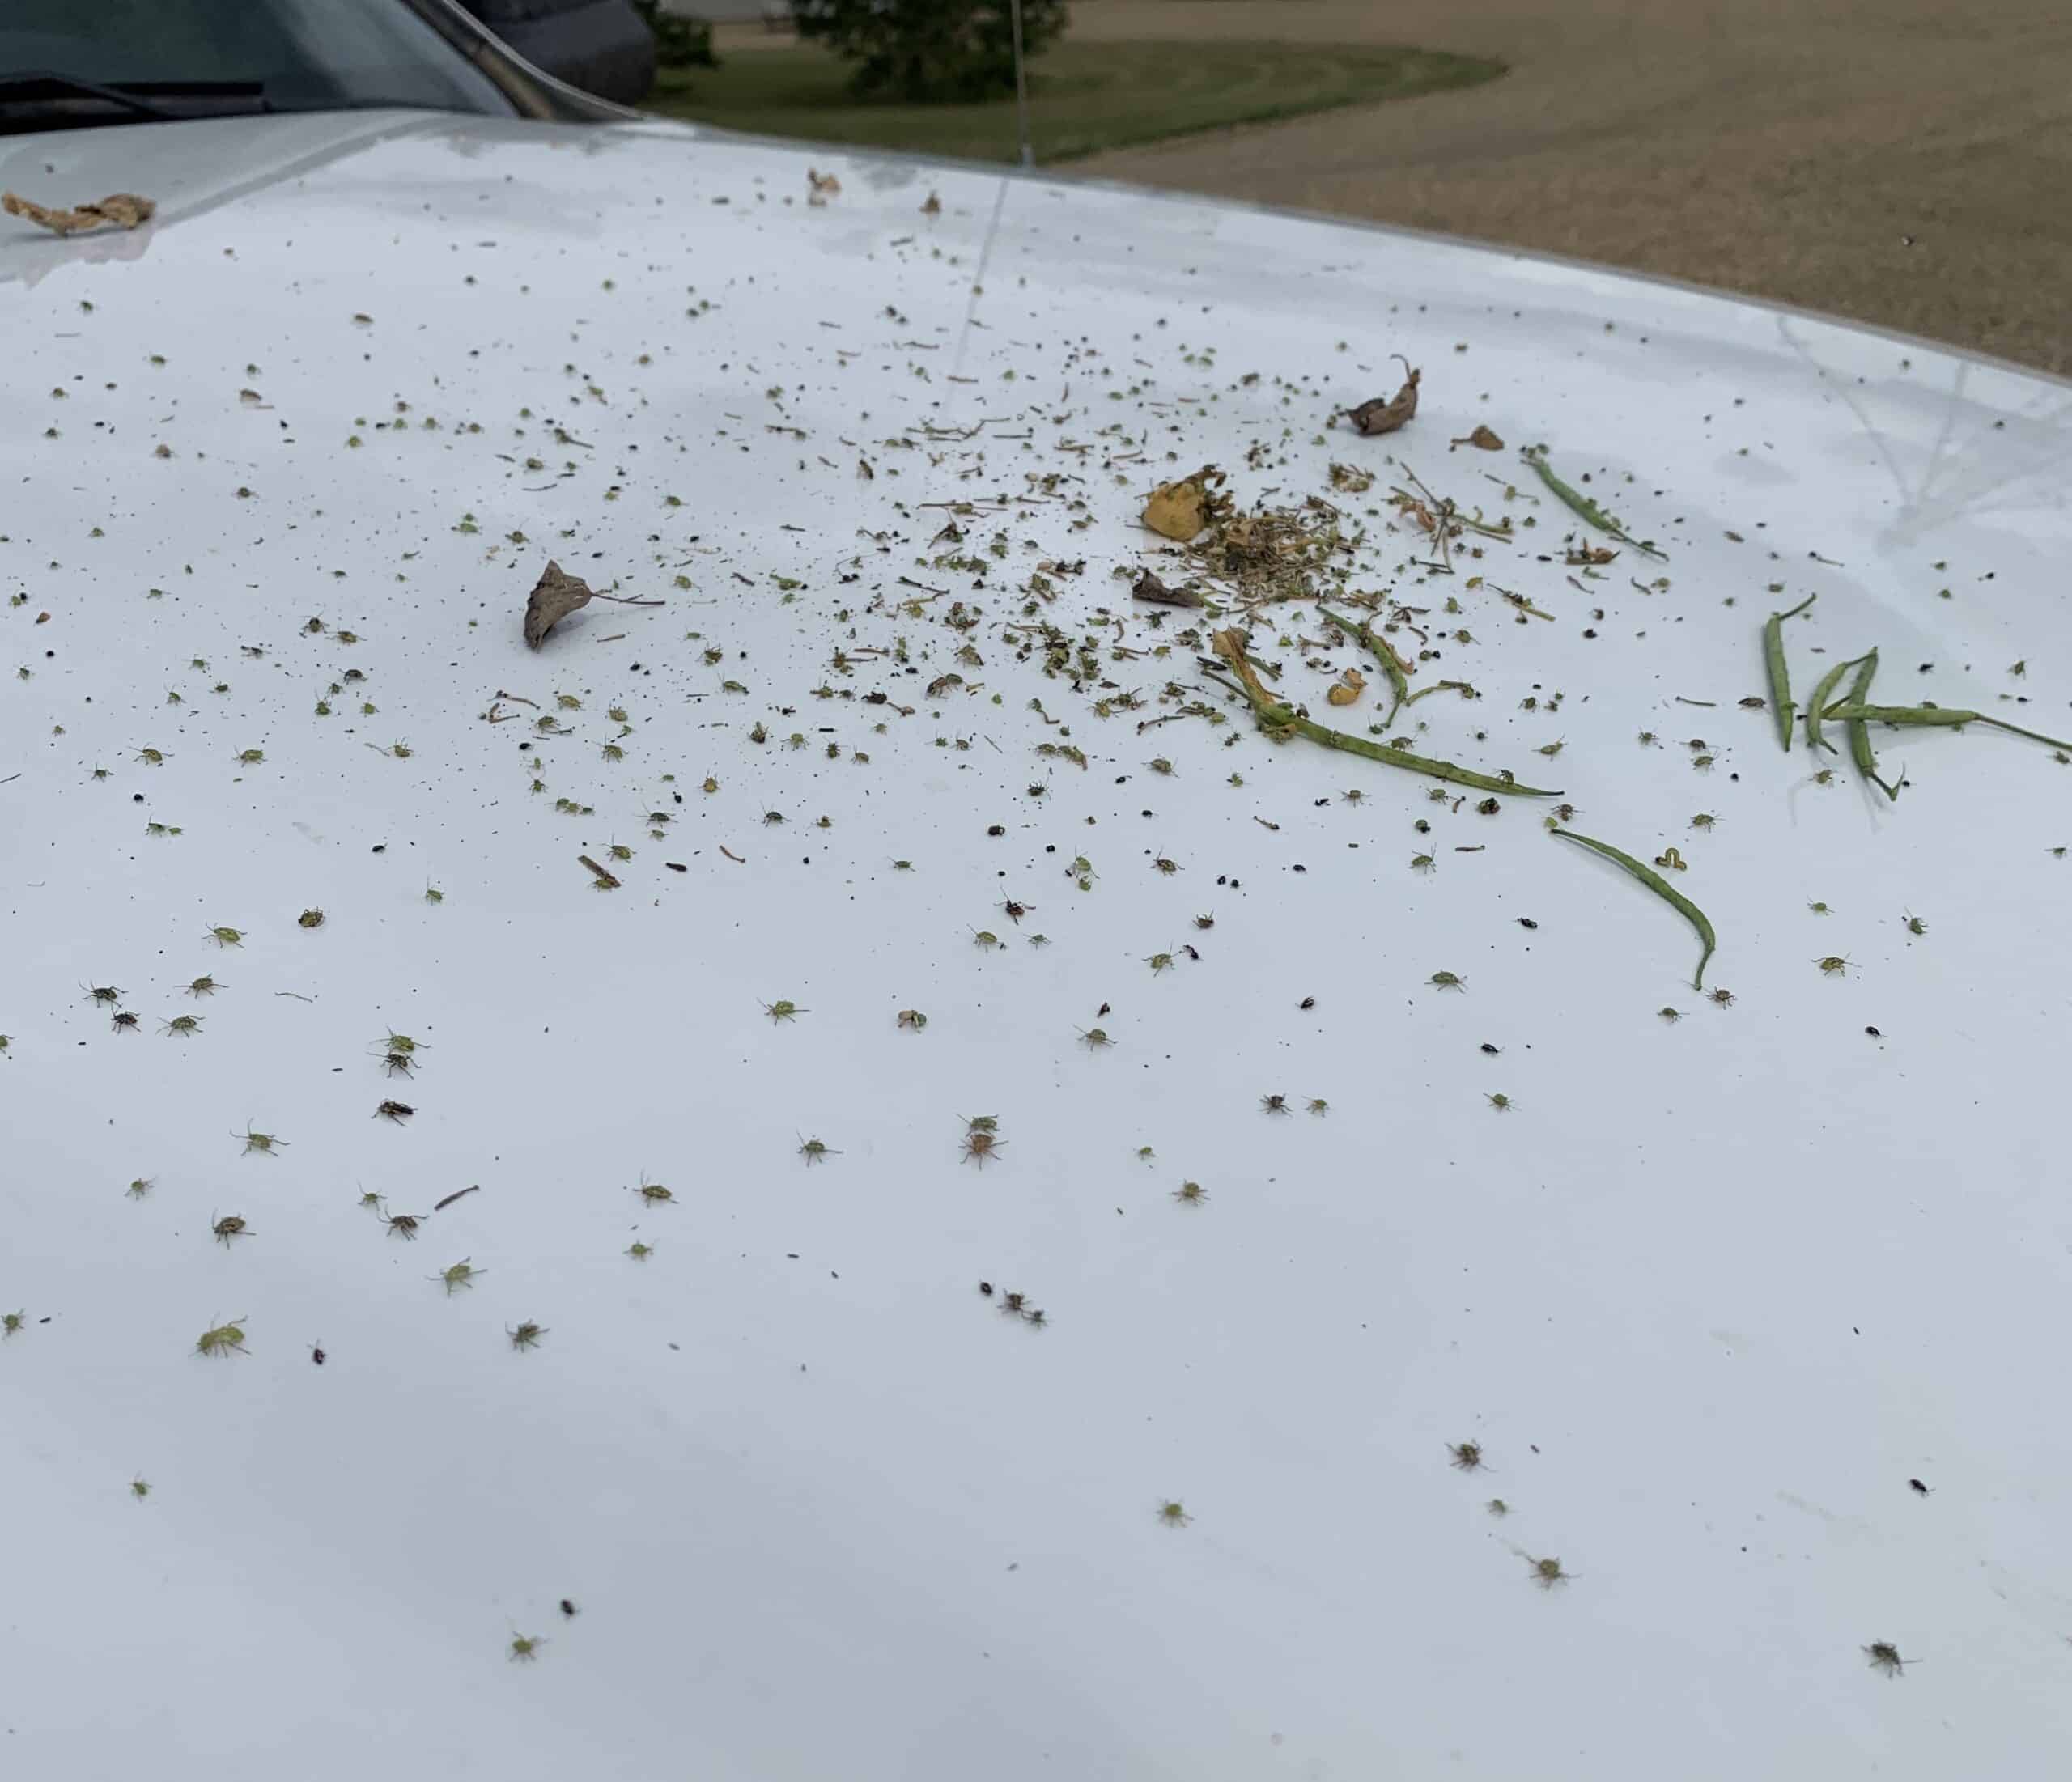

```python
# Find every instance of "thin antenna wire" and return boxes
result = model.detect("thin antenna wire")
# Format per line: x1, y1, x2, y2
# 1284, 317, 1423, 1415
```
1008, 0, 1033, 167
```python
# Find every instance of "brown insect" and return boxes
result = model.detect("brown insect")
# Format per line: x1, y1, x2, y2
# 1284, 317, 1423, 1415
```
383, 1212, 422, 1240
1260, 1093, 1289, 1114
962, 1125, 1003, 1166
374, 1101, 414, 1123
111, 1010, 139, 1033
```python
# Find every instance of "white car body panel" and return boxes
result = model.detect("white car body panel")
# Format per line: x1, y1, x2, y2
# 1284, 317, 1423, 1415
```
4, 110, 2071, 1779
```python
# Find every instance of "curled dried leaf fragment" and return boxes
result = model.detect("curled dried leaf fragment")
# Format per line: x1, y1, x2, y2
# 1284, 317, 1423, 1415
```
522, 559, 660, 649
1339, 357, 1420, 436
1131, 568, 1204, 608
3, 189, 155, 235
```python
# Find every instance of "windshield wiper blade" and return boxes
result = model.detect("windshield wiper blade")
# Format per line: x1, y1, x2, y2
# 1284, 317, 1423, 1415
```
0, 70, 179, 121
0, 71, 269, 127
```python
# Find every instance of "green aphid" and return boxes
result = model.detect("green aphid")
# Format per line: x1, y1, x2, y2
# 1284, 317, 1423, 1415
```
161, 1015, 202, 1037
507, 1322, 546, 1351
195, 1317, 248, 1358
238, 1126, 286, 1156
2, 1309, 25, 1338
206, 926, 244, 948
433, 1258, 482, 1296
1429, 970, 1465, 991
236, 749, 265, 766
762, 1000, 804, 1022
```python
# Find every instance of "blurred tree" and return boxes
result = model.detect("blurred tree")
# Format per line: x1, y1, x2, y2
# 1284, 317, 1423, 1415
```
630, 1, 720, 70
792, 0, 1069, 103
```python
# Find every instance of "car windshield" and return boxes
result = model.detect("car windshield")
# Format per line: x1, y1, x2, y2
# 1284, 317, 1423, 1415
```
1, 0, 512, 133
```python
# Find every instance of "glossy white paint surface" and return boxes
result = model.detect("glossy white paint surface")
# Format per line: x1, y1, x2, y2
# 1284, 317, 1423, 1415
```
4, 111, 2071, 1779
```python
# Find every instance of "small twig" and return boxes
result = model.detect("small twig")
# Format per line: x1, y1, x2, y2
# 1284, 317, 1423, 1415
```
433, 1185, 481, 1211
273, 991, 316, 1003
720, 846, 745, 863
578, 854, 622, 889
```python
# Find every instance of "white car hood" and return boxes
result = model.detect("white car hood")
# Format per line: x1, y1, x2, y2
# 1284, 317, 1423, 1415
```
5, 111, 2072, 1780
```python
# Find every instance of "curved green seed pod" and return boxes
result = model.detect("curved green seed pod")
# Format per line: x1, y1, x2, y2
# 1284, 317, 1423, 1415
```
1318, 605, 1411, 720
1839, 651, 1899, 800
1763, 593, 1817, 750
1803, 653, 1861, 757
1207, 631, 1560, 798
1551, 826, 1717, 989
1823, 704, 2072, 753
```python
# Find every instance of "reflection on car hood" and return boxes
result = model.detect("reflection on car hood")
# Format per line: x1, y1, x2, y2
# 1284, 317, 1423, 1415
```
6, 108, 2072, 1782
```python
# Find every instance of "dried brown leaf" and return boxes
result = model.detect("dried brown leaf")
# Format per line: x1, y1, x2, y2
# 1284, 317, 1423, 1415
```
1132, 568, 1204, 609
3, 190, 155, 235
524, 560, 595, 649
1451, 425, 1505, 451
1340, 358, 1420, 437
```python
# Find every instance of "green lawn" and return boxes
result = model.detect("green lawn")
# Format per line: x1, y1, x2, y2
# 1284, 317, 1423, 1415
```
644, 39, 1504, 166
